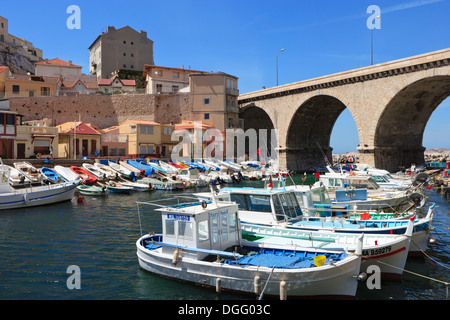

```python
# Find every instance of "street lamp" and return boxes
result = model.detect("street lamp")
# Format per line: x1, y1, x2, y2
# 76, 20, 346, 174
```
276, 48, 285, 86
371, 15, 380, 65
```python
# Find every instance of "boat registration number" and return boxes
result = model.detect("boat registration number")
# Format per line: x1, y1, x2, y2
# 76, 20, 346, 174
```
167, 214, 190, 221
362, 246, 391, 256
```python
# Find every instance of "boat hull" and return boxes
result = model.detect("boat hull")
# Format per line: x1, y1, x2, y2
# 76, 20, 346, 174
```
0, 182, 78, 210
136, 237, 361, 299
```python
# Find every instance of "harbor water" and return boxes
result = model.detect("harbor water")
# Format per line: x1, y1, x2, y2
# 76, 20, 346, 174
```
0, 176, 449, 300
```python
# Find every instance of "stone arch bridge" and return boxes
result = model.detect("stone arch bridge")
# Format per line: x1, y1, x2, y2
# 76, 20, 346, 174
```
238, 48, 450, 172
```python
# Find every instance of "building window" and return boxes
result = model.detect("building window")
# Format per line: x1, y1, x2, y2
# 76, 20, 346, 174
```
41, 87, 50, 96
131, 65, 134, 69
204, 113, 210, 120
156, 70, 162, 76
172, 86, 178, 93
173, 72, 179, 78
139, 125, 154, 134
139, 144, 154, 154
203, 98, 210, 105
6, 114, 15, 125
123, 64, 127, 68
12, 85, 20, 94
156, 84, 162, 93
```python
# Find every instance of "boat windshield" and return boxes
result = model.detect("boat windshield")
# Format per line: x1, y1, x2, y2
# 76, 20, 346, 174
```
230, 194, 272, 213
276, 193, 302, 220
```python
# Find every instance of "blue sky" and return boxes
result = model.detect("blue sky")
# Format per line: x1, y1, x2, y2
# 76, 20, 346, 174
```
2, 0, 449, 153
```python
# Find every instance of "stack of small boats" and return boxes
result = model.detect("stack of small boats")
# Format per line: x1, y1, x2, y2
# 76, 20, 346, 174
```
0, 160, 79, 210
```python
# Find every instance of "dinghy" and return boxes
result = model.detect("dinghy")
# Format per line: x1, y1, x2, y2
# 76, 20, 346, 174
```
54, 166, 82, 183
109, 161, 137, 180
40, 167, 63, 184
70, 166, 97, 186
82, 163, 114, 181
77, 185, 106, 196
136, 197, 364, 299
13, 161, 43, 185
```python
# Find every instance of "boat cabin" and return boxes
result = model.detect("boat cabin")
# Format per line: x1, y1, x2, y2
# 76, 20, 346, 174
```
155, 200, 240, 260
218, 187, 303, 225
318, 173, 381, 190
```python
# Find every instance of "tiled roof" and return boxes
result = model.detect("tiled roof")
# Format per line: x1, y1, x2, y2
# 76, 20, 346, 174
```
35, 58, 81, 67
98, 76, 136, 86
0, 66, 8, 73
57, 122, 101, 135
61, 75, 98, 89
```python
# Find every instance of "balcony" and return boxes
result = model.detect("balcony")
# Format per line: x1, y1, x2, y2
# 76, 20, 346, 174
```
226, 88, 239, 96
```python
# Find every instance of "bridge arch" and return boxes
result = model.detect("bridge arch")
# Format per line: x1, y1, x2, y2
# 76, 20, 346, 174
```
285, 94, 356, 171
239, 104, 276, 159
373, 75, 450, 171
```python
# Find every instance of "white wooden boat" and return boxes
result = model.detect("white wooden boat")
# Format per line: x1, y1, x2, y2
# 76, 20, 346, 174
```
94, 162, 120, 180
82, 163, 114, 181
105, 181, 133, 194
136, 197, 363, 299
3, 165, 32, 186
77, 185, 106, 196
54, 166, 82, 183
118, 161, 142, 179
108, 161, 136, 180
0, 162, 78, 210
120, 181, 152, 192
241, 217, 415, 278
177, 168, 208, 187
13, 161, 43, 185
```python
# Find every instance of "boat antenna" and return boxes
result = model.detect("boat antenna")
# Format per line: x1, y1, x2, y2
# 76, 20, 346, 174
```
315, 140, 332, 167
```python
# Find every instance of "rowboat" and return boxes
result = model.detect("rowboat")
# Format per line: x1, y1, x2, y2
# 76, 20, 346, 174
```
77, 185, 106, 196
136, 197, 364, 299
120, 181, 152, 192
3, 165, 32, 186
40, 167, 63, 184
13, 161, 43, 185
127, 160, 155, 176
105, 181, 133, 194
54, 166, 82, 183
118, 161, 142, 180
94, 162, 120, 180
70, 166, 97, 186
109, 161, 137, 180
82, 163, 114, 181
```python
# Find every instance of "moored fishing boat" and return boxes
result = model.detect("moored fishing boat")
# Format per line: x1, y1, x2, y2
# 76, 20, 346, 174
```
105, 181, 133, 194
94, 162, 120, 180
194, 186, 435, 256
54, 165, 82, 183
136, 197, 364, 299
40, 167, 63, 184
13, 161, 43, 185
241, 216, 415, 278
109, 161, 138, 180
70, 166, 97, 186
127, 160, 155, 176
77, 185, 106, 196
82, 163, 114, 181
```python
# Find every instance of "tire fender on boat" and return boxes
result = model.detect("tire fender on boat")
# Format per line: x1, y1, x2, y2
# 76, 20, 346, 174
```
172, 248, 181, 266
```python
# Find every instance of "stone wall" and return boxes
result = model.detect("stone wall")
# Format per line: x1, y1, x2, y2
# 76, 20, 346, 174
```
9, 93, 191, 129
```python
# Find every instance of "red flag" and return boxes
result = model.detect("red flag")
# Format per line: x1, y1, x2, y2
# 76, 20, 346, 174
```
257, 148, 260, 155
315, 171, 320, 179
426, 184, 433, 190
